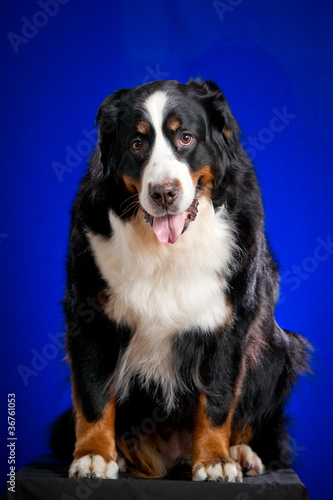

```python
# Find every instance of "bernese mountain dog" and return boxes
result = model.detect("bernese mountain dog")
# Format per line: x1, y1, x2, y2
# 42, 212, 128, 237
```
63, 79, 310, 482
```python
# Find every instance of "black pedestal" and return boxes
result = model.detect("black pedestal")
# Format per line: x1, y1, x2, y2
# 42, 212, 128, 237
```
4, 455, 311, 500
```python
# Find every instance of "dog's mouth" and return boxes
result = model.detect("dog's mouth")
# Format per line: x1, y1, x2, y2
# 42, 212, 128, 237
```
143, 196, 199, 245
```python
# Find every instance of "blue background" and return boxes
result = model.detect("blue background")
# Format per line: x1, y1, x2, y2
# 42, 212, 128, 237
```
1, 0, 332, 498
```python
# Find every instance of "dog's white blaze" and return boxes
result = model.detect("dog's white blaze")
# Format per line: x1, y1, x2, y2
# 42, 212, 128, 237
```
88, 197, 235, 409
140, 91, 195, 215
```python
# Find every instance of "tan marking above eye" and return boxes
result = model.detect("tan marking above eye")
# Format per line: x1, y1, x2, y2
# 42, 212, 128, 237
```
167, 117, 181, 132
137, 122, 150, 135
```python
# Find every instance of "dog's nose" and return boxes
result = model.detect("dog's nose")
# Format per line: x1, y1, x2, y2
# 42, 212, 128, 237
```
149, 181, 179, 208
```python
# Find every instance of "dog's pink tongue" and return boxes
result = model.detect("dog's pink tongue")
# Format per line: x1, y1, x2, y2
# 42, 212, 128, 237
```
153, 214, 185, 244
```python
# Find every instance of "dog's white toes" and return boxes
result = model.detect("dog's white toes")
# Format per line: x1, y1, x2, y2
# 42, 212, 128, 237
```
193, 459, 242, 482
193, 465, 208, 481
69, 454, 119, 479
230, 444, 264, 476
104, 459, 119, 478
69, 455, 91, 478
223, 461, 242, 482
207, 463, 223, 481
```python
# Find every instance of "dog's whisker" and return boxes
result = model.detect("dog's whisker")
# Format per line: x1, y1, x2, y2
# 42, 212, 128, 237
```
119, 193, 139, 211
119, 201, 141, 218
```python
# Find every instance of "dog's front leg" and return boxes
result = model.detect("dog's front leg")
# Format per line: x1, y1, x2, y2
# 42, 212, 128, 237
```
192, 394, 242, 483
69, 397, 119, 479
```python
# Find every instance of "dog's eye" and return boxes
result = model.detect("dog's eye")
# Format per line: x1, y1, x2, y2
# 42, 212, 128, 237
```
131, 140, 143, 152
179, 133, 193, 146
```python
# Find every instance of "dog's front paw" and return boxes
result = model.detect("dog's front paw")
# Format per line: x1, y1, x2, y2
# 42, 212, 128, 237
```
230, 444, 264, 477
69, 454, 119, 479
192, 458, 242, 482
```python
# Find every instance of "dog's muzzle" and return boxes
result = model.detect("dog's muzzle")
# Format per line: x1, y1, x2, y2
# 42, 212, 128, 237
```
143, 196, 199, 245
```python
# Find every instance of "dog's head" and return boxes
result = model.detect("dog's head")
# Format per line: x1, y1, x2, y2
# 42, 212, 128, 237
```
91, 79, 244, 244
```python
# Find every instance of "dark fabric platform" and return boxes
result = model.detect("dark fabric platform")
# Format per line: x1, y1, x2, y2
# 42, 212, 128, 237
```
4, 455, 311, 500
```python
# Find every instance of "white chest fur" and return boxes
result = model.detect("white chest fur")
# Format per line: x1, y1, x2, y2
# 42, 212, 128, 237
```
87, 197, 235, 406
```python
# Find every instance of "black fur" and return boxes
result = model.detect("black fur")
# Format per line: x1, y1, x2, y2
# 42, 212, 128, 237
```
60, 79, 311, 473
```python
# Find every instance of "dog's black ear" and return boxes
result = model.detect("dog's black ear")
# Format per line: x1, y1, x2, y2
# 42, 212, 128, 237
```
187, 79, 253, 210
89, 91, 125, 179
78, 93, 124, 235
187, 79, 242, 160
96, 94, 119, 167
